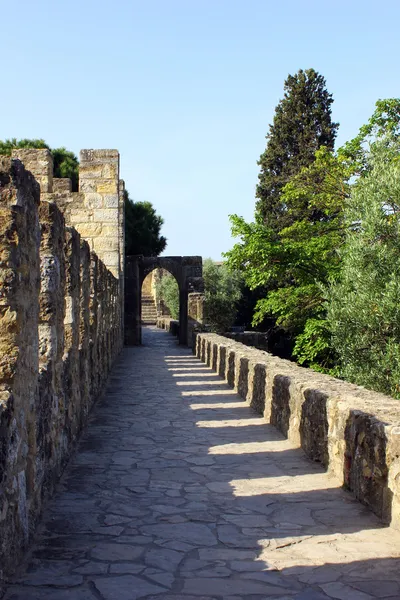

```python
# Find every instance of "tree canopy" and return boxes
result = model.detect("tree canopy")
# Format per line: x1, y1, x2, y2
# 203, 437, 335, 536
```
124, 190, 167, 256
256, 68, 338, 228
327, 135, 400, 396
226, 97, 400, 376
0, 138, 79, 191
203, 259, 242, 333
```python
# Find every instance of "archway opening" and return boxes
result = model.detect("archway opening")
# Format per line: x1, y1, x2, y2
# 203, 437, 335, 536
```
124, 255, 204, 346
140, 268, 180, 327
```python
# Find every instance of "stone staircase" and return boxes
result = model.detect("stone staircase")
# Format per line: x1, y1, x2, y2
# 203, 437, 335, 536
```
141, 294, 158, 324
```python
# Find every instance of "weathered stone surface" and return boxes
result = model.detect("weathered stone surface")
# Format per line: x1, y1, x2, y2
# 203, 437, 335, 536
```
94, 575, 165, 600
0, 155, 124, 579
194, 332, 400, 530
3, 327, 400, 599
126, 255, 204, 345
3, 588, 97, 600
141, 523, 217, 546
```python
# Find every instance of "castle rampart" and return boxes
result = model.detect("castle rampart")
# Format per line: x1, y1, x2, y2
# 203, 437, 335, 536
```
0, 151, 124, 577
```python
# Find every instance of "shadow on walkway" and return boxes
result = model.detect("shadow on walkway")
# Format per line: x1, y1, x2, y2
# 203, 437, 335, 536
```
3, 326, 400, 600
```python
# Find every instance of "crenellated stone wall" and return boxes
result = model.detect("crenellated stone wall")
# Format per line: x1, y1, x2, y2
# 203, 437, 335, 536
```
0, 156, 123, 578
11, 148, 122, 281
194, 332, 400, 531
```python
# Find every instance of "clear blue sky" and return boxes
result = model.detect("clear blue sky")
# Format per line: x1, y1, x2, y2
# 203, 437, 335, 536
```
2, 0, 399, 259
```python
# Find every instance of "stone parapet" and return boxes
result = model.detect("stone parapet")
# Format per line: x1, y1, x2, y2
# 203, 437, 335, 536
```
11, 148, 123, 284
193, 332, 400, 530
11, 148, 53, 193
0, 159, 123, 579
156, 317, 179, 337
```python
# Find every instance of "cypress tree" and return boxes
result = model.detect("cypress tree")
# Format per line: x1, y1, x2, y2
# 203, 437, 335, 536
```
256, 68, 338, 228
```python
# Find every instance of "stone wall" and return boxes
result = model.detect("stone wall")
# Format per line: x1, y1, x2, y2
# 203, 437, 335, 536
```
156, 317, 179, 337
0, 157, 123, 578
11, 149, 122, 281
194, 332, 400, 530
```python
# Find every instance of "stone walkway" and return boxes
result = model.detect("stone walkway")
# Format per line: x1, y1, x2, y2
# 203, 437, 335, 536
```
4, 326, 400, 600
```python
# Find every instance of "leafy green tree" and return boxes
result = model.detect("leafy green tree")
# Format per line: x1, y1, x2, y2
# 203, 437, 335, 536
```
203, 259, 242, 333
327, 137, 400, 397
339, 98, 400, 173
52, 147, 79, 190
155, 273, 179, 319
256, 68, 338, 227
0, 138, 79, 191
125, 190, 167, 256
226, 147, 350, 330
0, 138, 49, 153
292, 99, 400, 371
226, 98, 400, 372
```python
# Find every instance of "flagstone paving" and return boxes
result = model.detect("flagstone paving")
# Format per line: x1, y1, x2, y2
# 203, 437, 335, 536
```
4, 326, 400, 600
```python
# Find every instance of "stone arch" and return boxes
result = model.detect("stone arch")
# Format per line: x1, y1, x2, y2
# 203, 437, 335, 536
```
125, 255, 204, 345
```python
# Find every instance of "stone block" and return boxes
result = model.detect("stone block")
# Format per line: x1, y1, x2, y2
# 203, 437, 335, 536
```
102, 252, 120, 267
53, 178, 72, 192
79, 179, 97, 193
84, 193, 103, 208
193, 332, 400, 530
93, 209, 118, 223
93, 237, 119, 252
74, 223, 103, 237
69, 210, 92, 224
103, 194, 119, 208
96, 181, 118, 194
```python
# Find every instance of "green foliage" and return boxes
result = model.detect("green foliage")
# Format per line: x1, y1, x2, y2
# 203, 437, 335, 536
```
125, 190, 167, 256
327, 137, 400, 397
256, 68, 338, 227
339, 98, 400, 172
52, 147, 79, 191
225, 146, 349, 337
0, 138, 49, 153
226, 98, 400, 375
0, 138, 79, 191
155, 274, 179, 320
292, 319, 339, 375
203, 259, 242, 333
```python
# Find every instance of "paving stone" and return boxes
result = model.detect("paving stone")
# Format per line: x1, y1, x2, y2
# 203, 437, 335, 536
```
144, 569, 175, 588
349, 580, 400, 597
15, 561, 83, 587
3, 588, 97, 600
141, 523, 217, 546
182, 577, 293, 596
198, 549, 257, 561
145, 548, 184, 571
5, 327, 400, 600
73, 562, 109, 574
90, 542, 143, 561
109, 563, 145, 574
94, 575, 165, 599
319, 582, 374, 599
146, 596, 216, 600
294, 592, 330, 600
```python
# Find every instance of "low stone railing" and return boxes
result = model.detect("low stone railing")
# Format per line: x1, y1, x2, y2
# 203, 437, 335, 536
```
194, 332, 400, 530
156, 317, 179, 337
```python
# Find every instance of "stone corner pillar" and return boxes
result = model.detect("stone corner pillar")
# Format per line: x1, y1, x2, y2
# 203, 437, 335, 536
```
78, 149, 121, 280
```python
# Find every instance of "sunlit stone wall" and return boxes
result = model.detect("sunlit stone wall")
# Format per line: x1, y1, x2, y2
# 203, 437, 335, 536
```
0, 156, 123, 578
194, 332, 400, 530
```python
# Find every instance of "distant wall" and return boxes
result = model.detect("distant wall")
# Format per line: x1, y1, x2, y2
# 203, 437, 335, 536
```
194, 332, 400, 530
0, 156, 123, 577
